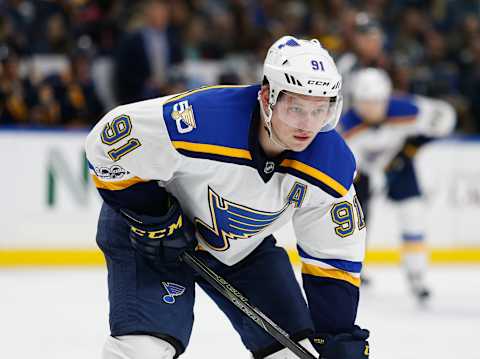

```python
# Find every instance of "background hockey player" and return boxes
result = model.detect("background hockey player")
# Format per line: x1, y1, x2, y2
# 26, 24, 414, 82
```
339, 68, 456, 301
86, 36, 369, 359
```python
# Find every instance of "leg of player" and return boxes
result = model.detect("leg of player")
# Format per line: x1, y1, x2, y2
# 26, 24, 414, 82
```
386, 155, 430, 303
195, 236, 316, 359
96, 203, 196, 359
103, 335, 176, 359
397, 197, 430, 302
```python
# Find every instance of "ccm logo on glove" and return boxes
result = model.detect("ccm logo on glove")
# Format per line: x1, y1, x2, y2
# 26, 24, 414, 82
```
130, 215, 183, 239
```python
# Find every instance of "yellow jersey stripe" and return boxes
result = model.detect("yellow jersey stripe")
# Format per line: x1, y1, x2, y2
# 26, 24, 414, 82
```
92, 175, 146, 190
342, 123, 369, 139
164, 85, 250, 104
389, 115, 416, 125
172, 141, 252, 160
302, 262, 361, 287
280, 159, 348, 197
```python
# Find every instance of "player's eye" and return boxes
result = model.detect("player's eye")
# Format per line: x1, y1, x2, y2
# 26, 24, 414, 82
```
289, 106, 304, 114
312, 108, 326, 116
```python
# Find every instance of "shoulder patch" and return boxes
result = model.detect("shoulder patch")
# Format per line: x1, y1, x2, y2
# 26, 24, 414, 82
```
279, 131, 355, 198
171, 100, 197, 133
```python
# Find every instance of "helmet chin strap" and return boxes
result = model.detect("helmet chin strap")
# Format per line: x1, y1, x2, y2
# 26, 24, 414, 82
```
258, 97, 290, 150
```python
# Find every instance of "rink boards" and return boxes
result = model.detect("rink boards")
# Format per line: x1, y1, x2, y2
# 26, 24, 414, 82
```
1, 129, 480, 265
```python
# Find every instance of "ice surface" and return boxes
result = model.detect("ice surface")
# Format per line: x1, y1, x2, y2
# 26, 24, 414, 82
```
0, 266, 479, 359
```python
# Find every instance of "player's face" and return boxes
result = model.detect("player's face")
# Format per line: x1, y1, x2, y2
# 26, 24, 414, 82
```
271, 92, 332, 151
355, 31, 383, 59
354, 99, 388, 124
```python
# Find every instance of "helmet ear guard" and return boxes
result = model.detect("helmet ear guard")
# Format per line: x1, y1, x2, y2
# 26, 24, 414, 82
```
257, 87, 291, 150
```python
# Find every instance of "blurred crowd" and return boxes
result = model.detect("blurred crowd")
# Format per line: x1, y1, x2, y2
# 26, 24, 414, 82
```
0, 0, 479, 132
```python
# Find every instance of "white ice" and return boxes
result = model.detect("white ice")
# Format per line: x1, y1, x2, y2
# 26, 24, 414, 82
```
1, 266, 479, 359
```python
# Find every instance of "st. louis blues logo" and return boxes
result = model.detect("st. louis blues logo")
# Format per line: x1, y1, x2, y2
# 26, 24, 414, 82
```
195, 184, 307, 252
278, 38, 300, 49
162, 282, 186, 304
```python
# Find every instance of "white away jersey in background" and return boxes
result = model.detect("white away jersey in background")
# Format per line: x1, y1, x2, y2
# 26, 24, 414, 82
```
339, 95, 456, 176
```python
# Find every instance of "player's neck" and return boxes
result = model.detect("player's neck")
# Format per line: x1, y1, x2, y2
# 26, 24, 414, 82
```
258, 125, 285, 158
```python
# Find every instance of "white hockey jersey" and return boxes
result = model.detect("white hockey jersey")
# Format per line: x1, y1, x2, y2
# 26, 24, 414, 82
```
339, 95, 456, 176
86, 85, 366, 286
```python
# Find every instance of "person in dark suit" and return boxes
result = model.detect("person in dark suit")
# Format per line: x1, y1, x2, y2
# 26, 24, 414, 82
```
113, 0, 183, 105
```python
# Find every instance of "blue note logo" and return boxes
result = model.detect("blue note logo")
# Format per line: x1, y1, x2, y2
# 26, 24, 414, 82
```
162, 282, 186, 304
195, 184, 307, 252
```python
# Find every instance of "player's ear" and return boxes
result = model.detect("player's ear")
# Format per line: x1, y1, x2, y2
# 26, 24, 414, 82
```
259, 85, 270, 111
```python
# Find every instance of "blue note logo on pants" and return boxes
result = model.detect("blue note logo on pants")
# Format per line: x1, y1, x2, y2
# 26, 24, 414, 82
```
162, 282, 186, 304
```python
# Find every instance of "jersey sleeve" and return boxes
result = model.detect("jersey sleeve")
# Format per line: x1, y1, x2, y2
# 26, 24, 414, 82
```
414, 95, 456, 137
85, 98, 183, 215
338, 110, 368, 173
341, 136, 366, 175
292, 186, 366, 334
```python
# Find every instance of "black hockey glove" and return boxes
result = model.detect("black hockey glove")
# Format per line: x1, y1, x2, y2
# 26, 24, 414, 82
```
120, 195, 197, 266
313, 325, 369, 359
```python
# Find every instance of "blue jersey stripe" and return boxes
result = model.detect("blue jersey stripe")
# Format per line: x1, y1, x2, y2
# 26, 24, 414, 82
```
297, 245, 362, 273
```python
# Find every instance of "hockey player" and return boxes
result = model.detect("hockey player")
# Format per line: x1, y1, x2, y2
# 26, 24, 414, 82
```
86, 36, 369, 359
339, 68, 456, 301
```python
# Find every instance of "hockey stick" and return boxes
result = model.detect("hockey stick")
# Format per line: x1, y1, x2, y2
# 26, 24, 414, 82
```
181, 251, 317, 359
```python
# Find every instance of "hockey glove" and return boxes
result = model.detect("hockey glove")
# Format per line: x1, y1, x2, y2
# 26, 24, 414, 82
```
385, 135, 431, 173
313, 325, 369, 359
120, 195, 197, 266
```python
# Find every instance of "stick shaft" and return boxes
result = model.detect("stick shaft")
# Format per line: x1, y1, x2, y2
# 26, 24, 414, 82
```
181, 251, 316, 359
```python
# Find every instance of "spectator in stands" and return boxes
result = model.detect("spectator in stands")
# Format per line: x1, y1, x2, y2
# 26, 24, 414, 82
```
392, 7, 428, 68
113, 0, 183, 104
183, 15, 209, 60
68, 0, 124, 56
0, 47, 37, 125
336, 12, 391, 109
0, 0, 478, 133
288, 1, 311, 34
410, 30, 460, 97
309, 11, 344, 55
29, 81, 62, 126
41, 48, 104, 127
461, 35, 480, 133
337, 12, 390, 76
0, 4, 30, 56
33, 12, 72, 54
